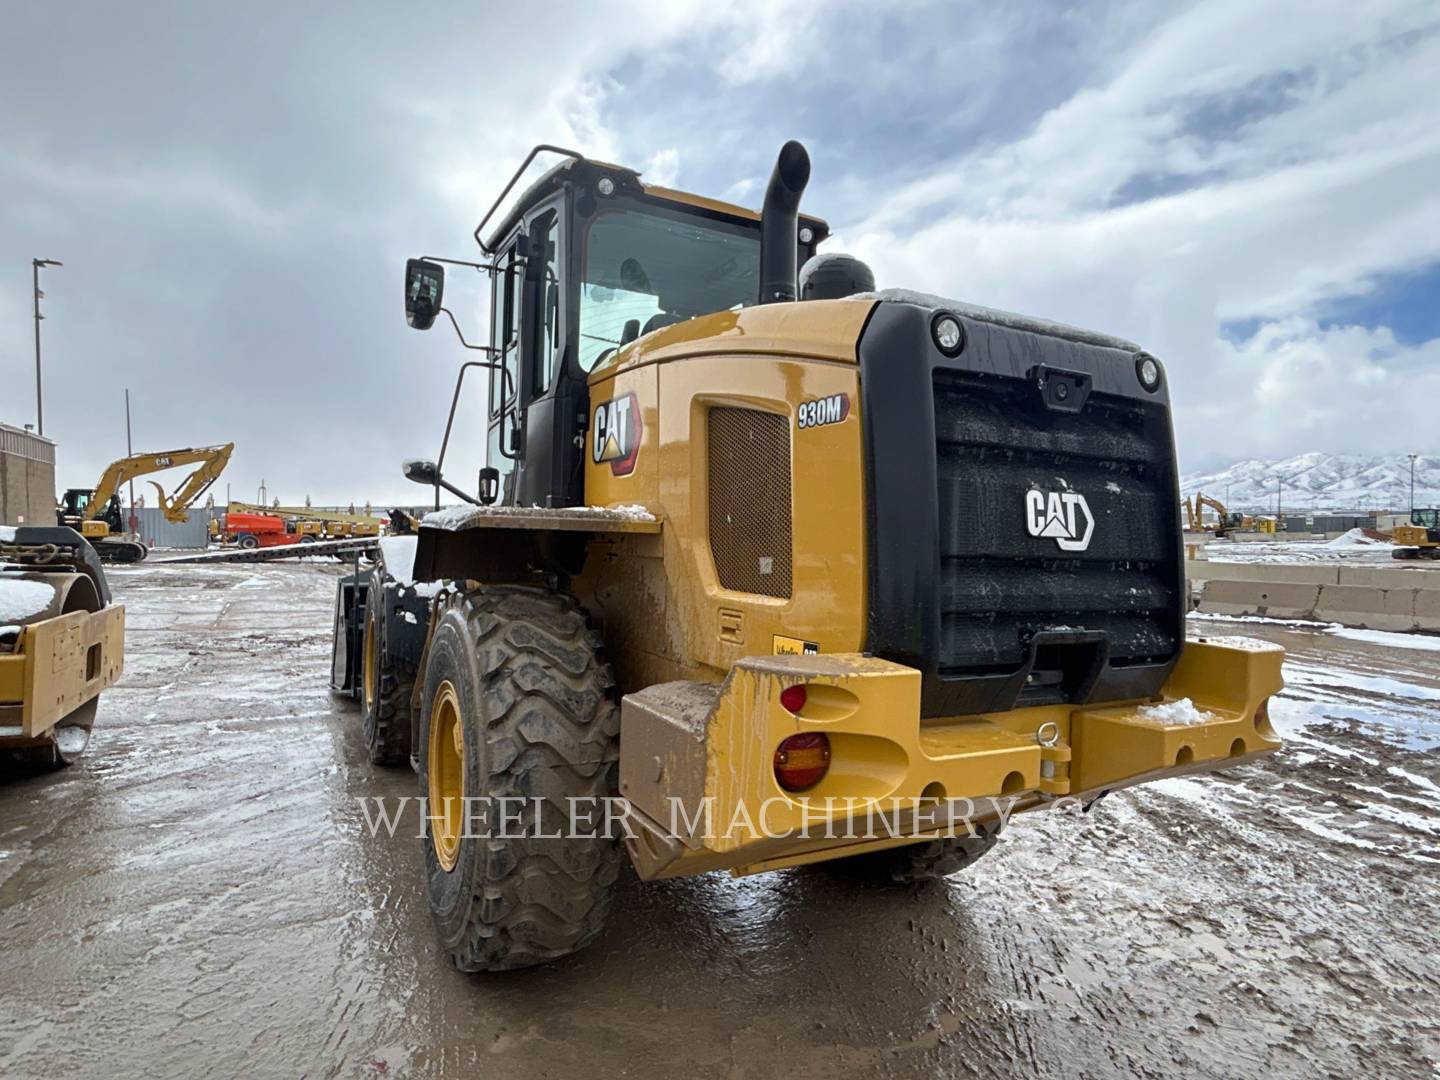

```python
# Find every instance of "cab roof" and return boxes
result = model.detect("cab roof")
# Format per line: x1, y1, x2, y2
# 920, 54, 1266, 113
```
476, 147, 831, 253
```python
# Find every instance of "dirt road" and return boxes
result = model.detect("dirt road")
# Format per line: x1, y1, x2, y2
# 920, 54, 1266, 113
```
2, 564, 1437, 1078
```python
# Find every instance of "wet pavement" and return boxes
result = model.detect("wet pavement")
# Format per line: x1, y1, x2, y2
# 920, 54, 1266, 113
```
2, 563, 1438, 1078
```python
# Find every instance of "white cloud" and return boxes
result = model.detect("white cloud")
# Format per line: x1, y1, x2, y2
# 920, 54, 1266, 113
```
3, 1, 1435, 502
844, 0, 1440, 466
643, 147, 681, 187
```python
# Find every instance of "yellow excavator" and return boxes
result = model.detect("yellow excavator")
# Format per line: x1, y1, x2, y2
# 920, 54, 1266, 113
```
58, 444, 234, 563
1183, 492, 1253, 538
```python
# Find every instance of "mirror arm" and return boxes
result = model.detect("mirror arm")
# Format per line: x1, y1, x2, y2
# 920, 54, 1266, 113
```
435, 359, 512, 511
435, 476, 481, 508
438, 307, 494, 354
420, 256, 494, 274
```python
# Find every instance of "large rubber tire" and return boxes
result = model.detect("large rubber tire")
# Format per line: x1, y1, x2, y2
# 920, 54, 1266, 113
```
822, 828, 1001, 885
236, 534, 259, 550
418, 585, 621, 972
361, 571, 414, 766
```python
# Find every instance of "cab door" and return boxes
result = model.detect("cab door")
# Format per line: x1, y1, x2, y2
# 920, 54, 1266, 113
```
486, 242, 522, 501
513, 200, 587, 508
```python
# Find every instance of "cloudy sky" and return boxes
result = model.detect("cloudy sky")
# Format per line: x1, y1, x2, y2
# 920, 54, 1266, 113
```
2, 1, 1437, 505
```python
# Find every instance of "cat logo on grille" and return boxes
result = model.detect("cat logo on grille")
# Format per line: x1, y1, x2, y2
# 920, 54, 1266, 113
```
1024, 488, 1094, 552
592, 391, 642, 476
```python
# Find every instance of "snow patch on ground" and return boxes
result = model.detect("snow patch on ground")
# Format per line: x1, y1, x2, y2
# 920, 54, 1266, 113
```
1203, 540, 1398, 564
423, 503, 656, 529
0, 579, 54, 623
1329, 627, 1440, 652
1192, 613, 1440, 652
1136, 698, 1216, 726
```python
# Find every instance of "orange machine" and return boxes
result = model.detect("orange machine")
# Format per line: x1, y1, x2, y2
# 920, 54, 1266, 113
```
217, 512, 299, 550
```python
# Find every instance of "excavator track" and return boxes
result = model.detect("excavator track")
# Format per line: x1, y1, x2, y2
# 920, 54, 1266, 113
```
95, 539, 148, 564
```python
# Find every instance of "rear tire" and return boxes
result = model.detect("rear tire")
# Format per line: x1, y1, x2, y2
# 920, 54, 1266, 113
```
237, 534, 259, 550
822, 829, 1000, 885
362, 571, 414, 766
418, 585, 620, 972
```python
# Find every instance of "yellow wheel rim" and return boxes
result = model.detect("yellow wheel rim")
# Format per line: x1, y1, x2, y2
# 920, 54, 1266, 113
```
428, 680, 465, 872
362, 606, 377, 713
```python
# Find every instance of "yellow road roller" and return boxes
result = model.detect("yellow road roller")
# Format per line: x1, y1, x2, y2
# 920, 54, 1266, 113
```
1, 526, 125, 764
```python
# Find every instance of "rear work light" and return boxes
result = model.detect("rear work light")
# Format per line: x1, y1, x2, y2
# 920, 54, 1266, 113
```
779, 684, 807, 713
774, 732, 830, 792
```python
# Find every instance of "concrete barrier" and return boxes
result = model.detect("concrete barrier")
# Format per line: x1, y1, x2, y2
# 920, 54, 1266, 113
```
1197, 579, 1323, 620
1186, 560, 1341, 586
1193, 565, 1440, 632
1313, 584, 1418, 633
1335, 564, 1440, 588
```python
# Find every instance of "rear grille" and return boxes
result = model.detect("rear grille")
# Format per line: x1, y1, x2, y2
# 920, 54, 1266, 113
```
933, 368, 1179, 678
708, 407, 792, 598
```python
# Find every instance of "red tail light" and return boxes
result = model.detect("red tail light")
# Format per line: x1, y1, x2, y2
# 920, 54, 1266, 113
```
780, 684, 807, 713
774, 732, 830, 791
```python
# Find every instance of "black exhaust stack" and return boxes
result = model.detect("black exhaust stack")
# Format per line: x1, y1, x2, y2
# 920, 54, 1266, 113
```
758, 140, 811, 304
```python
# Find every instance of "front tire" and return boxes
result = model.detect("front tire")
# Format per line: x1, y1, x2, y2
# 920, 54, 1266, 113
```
418, 585, 620, 971
361, 572, 414, 765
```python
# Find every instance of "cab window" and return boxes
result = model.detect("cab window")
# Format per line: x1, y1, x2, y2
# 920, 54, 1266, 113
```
530, 210, 562, 394
489, 245, 519, 417
577, 207, 760, 372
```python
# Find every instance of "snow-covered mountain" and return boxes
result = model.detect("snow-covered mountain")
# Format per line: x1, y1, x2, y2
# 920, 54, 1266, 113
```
1180, 453, 1440, 513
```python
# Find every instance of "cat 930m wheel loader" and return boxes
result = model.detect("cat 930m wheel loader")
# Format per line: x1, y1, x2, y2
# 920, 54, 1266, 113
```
334, 141, 1285, 972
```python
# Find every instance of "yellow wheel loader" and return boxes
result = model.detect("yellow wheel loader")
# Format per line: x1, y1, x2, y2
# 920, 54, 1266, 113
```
1, 527, 124, 764
334, 142, 1286, 971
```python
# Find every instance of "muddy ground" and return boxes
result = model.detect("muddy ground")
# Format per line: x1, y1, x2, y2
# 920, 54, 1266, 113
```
2, 563, 1437, 1079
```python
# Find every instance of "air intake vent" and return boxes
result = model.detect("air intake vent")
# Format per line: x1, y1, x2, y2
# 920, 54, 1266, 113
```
708, 407, 792, 598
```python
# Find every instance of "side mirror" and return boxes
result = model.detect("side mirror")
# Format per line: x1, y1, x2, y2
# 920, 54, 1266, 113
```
478, 467, 500, 506
402, 459, 438, 485
404, 258, 445, 330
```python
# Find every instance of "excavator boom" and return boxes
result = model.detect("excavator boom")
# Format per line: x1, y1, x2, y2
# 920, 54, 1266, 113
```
85, 444, 235, 524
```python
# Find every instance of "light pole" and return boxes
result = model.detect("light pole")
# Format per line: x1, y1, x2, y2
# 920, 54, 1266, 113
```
32, 258, 63, 436
1410, 453, 1419, 512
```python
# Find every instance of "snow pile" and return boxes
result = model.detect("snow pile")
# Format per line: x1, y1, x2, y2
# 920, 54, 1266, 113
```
0, 578, 55, 623
1136, 698, 1217, 726
1323, 528, 1387, 548
0, 526, 15, 542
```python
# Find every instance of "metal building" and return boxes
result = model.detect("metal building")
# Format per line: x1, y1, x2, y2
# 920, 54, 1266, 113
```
0, 421, 56, 527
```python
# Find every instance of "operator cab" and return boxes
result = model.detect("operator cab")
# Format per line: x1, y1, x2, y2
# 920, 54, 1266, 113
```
402, 148, 829, 510
58, 488, 122, 532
